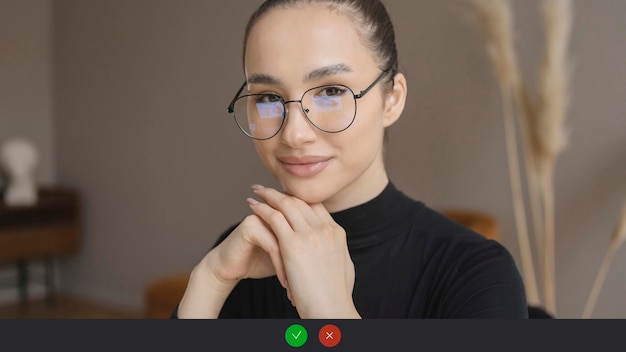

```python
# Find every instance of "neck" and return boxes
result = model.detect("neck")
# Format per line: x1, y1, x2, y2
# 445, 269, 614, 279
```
323, 157, 389, 213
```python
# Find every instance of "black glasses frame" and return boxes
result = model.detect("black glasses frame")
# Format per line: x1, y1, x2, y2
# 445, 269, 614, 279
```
226, 67, 392, 140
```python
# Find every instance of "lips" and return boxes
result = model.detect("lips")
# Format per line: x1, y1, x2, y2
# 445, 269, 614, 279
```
278, 155, 332, 177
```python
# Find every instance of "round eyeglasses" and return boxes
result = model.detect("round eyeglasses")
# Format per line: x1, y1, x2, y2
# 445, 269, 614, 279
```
226, 68, 391, 140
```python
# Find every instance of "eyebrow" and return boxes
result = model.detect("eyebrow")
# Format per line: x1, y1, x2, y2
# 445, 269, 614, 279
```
304, 63, 354, 82
247, 73, 279, 86
246, 63, 354, 86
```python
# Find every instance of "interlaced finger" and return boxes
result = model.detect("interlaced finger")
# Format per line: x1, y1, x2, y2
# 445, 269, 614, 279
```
252, 186, 323, 232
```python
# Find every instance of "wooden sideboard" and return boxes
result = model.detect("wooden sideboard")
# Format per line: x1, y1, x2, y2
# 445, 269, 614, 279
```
0, 188, 81, 304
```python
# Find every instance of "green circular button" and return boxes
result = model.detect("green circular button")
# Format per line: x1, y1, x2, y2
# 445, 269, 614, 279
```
285, 323, 308, 348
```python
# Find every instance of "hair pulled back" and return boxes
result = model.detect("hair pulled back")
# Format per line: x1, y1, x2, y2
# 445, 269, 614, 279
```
243, 0, 399, 81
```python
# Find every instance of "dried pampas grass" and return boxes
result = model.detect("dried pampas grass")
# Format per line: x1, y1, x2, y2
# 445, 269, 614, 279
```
466, 0, 574, 316
582, 204, 626, 318
535, 0, 573, 167
534, 0, 573, 316
467, 0, 625, 319
466, 0, 520, 87
466, 0, 540, 307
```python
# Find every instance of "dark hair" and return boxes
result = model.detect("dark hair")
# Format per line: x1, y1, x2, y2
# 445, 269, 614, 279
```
243, 0, 399, 87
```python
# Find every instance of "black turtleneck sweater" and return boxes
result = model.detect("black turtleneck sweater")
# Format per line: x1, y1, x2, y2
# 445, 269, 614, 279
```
182, 182, 528, 318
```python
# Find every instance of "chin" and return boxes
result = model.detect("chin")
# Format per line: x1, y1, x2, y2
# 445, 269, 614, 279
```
280, 180, 333, 205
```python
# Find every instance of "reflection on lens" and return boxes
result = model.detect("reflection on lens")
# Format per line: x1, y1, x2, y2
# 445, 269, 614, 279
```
234, 95, 284, 139
304, 86, 356, 133
256, 101, 283, 119
311, 96, 343, 112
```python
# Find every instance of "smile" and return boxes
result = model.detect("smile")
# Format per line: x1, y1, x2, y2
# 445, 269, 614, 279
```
278, 156, 332, 177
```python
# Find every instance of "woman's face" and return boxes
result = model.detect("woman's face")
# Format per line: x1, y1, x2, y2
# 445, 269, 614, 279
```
244, 5, 404, 212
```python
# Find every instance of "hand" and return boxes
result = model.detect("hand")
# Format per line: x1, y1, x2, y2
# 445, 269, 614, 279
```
248, 185, 359, 319
177, 211, 288, 318
209, 213, 288, 288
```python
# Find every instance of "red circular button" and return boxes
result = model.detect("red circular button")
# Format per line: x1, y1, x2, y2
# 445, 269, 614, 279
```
318, 324, 341, 348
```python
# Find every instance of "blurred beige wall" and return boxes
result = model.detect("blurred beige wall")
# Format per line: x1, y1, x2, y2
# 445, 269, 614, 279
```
0, 0, 55, 184
2, 0, 625, 318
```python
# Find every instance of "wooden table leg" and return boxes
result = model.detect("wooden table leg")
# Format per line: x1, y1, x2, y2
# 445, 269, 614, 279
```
44, 257, 57, 305
16, 260, 28, 305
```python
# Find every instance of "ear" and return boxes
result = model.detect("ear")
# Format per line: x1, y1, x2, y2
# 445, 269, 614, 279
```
382, 72, 407, 128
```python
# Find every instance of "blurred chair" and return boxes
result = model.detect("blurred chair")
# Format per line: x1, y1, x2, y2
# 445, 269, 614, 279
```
439, 209, 499, 241
144, 271, 190, 319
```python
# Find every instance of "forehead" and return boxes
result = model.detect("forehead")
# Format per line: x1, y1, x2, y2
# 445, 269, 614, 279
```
244, 5, 378, 77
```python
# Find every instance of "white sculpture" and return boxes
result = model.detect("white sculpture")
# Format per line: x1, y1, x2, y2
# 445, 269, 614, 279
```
1, 137, 39, 206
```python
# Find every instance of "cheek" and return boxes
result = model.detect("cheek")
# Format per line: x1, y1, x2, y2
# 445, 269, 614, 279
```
253, 141, 275, 168
336, 110, 385, 159
253, 139, 294, 184
352, 103, 386, 141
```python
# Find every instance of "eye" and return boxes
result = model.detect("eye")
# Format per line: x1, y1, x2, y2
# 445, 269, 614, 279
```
254, 94, 282, 104
316, 86, 349, 97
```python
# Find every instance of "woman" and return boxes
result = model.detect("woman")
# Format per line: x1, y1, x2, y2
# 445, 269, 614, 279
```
176, 0, 528, 319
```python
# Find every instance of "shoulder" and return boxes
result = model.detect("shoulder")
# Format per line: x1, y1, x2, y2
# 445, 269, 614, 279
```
406, 206, 527, 317
410, 205, 517, 272
408, 205, 495, 249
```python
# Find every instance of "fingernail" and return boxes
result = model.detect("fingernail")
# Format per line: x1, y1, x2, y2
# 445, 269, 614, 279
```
247, 197, 260, 206
251, 184, 265, 191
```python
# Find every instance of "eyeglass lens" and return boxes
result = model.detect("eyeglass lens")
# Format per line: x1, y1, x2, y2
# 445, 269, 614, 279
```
232, 85, 357, 140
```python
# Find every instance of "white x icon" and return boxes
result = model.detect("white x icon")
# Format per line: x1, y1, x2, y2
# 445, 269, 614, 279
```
326, 332, 334, 340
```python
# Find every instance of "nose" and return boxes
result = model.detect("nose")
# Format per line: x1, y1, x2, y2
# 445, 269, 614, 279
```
279, 100, 318, 147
